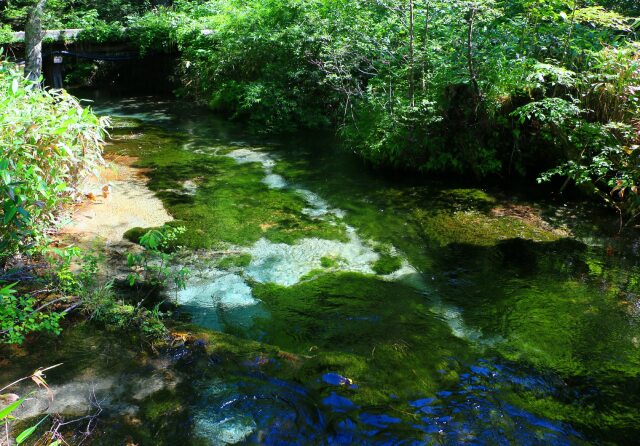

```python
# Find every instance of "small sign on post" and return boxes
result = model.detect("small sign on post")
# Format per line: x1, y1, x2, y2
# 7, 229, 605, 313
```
52, 55, 64, 88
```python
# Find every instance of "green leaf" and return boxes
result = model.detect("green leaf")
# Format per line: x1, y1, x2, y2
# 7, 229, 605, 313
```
11, 78, 19, 95
16, 425, 37, 444
0, 397, 24, 420
4, 206, 18, 225
17, 207, 31, 221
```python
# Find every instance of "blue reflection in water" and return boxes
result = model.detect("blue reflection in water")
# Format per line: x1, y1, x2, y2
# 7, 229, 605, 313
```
405, 359, 582, 445
190, 358, 583, 445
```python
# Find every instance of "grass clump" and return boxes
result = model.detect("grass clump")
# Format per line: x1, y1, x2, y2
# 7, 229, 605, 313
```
83, 282, 169, 341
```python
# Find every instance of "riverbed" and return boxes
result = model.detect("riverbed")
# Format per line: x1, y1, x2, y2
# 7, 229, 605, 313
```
3, 95, 640, 445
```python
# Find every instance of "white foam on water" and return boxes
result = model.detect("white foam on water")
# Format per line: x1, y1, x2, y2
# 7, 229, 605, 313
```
263, 173, 287, 189
295, 188, 345, 218
178, 272, 257, 309
226, 148, 276, 170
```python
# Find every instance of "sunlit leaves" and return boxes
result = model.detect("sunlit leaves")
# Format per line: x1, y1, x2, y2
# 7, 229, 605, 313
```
0, 58, 107, 257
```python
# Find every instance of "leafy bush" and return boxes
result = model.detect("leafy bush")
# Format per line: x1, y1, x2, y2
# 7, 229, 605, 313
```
0, 58, 107, 258
127, 226, 190, 293
76, 20, 126, 44
0, 58, 107, 344
0, 283, 63, 344
0, 24, 14, 44
83, 282, 169, 341
173, 0, 337, 131
512, 42, 640, 224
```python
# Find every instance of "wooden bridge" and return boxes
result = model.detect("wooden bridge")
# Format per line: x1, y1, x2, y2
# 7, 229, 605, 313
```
9, 28, 213, 42
4, 29, 192, 90
11, 29, 84, 42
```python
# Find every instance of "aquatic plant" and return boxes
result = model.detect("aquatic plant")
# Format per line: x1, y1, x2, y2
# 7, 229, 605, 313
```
127, 226, 191, 295
83, 282, 169, 342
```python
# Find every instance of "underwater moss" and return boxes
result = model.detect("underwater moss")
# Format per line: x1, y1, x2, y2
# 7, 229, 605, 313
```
143, 392, 184, 421
124, 226, 157, 244
247, 272, 470, 403
320, 255, 344, 268
372, 253, 402, 275
415, 210, 562, 247
216, 253, 252, 269
107, 128, 347, 249
109, 116, 144, 130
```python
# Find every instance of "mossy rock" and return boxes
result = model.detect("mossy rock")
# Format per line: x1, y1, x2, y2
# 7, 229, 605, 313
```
123, 226, 154, 244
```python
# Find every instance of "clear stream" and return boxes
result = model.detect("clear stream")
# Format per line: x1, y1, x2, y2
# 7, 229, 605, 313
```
3, 95, 640, 445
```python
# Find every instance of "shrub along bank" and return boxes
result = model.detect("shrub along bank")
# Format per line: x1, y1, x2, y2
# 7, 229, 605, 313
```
0, 57, 175, 345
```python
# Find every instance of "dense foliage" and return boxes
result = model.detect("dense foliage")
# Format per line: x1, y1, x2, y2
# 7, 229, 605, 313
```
0, 0, 168, 30
2, 0, 640, 218
71, 0, 636, 221
0, 57, 106, 343
0, 58, 106, 256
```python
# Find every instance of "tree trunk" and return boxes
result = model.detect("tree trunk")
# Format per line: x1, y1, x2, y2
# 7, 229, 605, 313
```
408, 0, 415, 107
466, 5, 481, 106
24, 0, 47, 82
422, 1, 430, 93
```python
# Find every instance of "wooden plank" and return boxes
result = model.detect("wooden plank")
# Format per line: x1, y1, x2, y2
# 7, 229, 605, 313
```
10, 28, 214, 42
11, 29, 83, 42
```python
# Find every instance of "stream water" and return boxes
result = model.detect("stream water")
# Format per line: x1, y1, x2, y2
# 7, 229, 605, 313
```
3, 95, 640, 445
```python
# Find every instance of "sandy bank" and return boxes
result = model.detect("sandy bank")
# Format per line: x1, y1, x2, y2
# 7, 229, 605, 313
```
61, 155, 173, 247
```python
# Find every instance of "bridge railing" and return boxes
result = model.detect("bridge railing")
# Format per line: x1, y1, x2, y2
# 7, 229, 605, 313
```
10, 28, 214, 42
11, 29, 83, 42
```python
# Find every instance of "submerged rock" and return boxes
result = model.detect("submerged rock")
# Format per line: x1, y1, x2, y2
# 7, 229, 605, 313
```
177, 271, 266, 331
193, 413, 257, 445
245, 229, 378, 286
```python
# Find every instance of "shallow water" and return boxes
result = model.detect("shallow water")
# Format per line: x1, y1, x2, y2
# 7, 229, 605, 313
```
4, 95, 640, 445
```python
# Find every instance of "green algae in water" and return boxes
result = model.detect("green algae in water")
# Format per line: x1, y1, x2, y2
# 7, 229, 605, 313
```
216, 253, 252, 269
271, 154, 563, 274
86, 97, 640, 444
107, 126, 347, 249
249, 272, 471, 403
109, 116, 145, 129
320, 255, 345, 268
372, 245, 403, 275
372, 254, 403, 275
